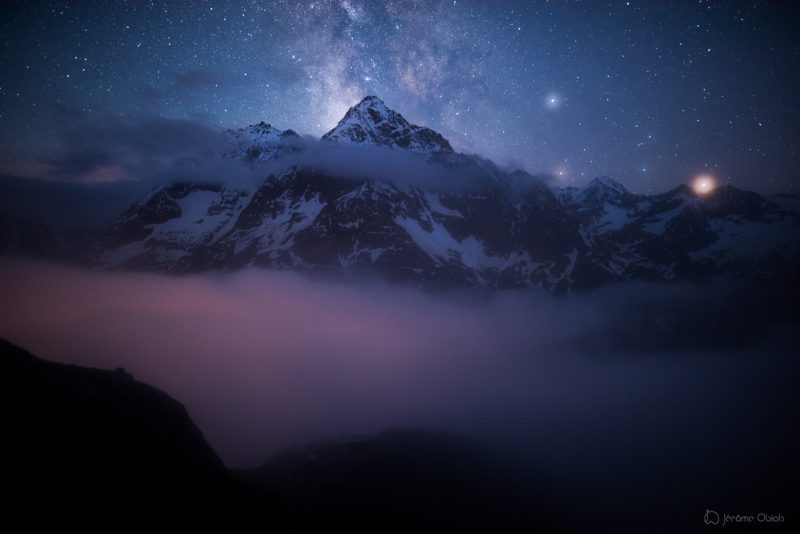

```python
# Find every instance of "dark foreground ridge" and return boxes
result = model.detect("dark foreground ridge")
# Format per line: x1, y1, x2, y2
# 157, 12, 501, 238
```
235, 428, 555, 533
4, 338, 798, 532
0, 339, 555, 533
0, 338, 274, 532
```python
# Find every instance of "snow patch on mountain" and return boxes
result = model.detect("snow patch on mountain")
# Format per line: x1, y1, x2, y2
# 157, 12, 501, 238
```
253, 193, 327, 254
424, 191, 463, 218
596, 204, 637, 232
690, 213, 800, 263
643, 199, 688, 234
394, 215, 518, 272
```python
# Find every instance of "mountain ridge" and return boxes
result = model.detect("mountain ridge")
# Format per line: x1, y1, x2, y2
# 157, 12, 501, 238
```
3, 96, 798, 293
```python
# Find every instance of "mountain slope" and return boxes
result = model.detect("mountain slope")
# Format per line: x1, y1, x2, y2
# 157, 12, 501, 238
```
322, 96, 453, 154
556, 181, 800, 283
225, 121, 304, 162
238, 428, 552, 533
97, 165, 589, 290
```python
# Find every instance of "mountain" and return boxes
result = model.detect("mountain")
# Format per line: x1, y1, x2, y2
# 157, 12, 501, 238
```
96, 164, 587, 290
7, 96, 798, 292
224, 121, 304, 162
322, 95, 453, 154
557, 180, 800, 285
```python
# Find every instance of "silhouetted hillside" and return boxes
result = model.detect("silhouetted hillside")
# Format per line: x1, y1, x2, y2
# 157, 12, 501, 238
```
2, 339, 558, 533
236, 427, 556, 533
0, 339, 272, 532
4, 338, 795, 532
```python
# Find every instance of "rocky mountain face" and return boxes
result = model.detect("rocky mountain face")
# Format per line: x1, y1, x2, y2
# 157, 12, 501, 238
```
321, 95, 453, 154
224, 121, 304, 162
555, 177, 800, 286
19, 95, 800, 292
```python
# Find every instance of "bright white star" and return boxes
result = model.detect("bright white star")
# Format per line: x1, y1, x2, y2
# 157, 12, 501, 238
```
545, 93, 562, 110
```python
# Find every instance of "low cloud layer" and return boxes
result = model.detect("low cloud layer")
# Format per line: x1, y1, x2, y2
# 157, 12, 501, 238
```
1, 259, 797, 527
0, 108, 509, 189
0, 113, 226, 183
0, 110, 537, 230
0, 259, 795, 474
273, 141, 513, 191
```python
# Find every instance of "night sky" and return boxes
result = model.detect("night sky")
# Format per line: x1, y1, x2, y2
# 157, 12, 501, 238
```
1, 0, 799, 193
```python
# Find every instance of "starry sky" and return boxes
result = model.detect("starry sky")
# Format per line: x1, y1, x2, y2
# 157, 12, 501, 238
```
1, 0, 799, 194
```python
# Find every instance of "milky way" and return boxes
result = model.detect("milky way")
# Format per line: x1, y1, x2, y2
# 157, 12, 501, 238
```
1, 1, 798, 193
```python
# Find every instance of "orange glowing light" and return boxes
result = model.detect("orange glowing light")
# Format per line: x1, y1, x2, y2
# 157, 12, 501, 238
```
692, 174, 717, 195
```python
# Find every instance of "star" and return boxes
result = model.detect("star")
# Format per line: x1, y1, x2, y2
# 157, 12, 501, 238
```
545, 93, 562, 110
0, 1, 796, 193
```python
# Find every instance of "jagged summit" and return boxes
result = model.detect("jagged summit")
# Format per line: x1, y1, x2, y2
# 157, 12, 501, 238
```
224, 122, 304, 162
576, 176, 633, 206
358, 95, 385, 106
586, 176, 628, 194
322, 96, 453, 154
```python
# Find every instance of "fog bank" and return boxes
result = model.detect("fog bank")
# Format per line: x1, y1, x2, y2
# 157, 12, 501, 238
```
2, 258, 797, 528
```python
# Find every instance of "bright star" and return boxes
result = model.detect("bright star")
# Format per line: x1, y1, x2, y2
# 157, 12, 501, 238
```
545, 93, 562, 110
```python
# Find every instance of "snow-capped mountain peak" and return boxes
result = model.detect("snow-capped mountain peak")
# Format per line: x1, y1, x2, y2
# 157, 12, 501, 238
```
224, 122, 304, 162
586, 176, 629, 195
574, 176, 633, 207
322, 96, 453, 154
